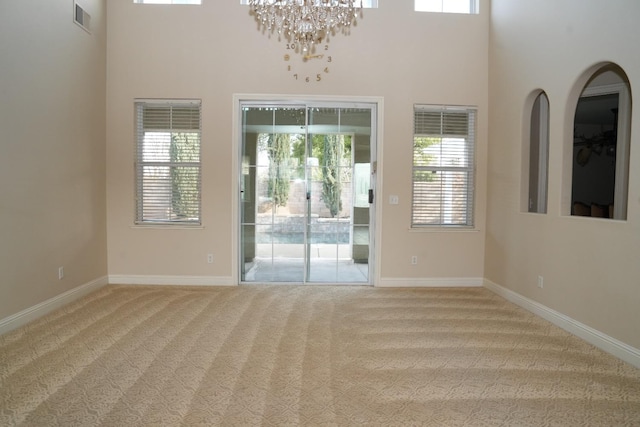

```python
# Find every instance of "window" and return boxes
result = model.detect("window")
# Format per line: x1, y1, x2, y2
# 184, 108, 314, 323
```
415, 0, 478, 14
134, 0, 201, 4
135, 100, 202, 225
412, 105, 476, 227
570, 64, 631, 220
240, 0, 378, 7
526, 92, 550, 213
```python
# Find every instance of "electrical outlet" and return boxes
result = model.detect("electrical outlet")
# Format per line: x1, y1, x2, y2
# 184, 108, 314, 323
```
537, 275, 544, 289
58, 267, 64, 280
389, 195, 399, 205
207, 254, 214, 264
411, 256, 418, 265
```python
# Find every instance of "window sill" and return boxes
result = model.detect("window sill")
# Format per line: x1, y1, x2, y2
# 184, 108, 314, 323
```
409, 227, 479, 233
131, 224, 204, 230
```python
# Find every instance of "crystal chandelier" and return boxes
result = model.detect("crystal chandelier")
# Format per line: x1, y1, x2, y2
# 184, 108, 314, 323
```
248, 0, 363, 54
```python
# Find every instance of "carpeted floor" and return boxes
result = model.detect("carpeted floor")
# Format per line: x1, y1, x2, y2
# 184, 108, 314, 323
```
1, 285, 639, 426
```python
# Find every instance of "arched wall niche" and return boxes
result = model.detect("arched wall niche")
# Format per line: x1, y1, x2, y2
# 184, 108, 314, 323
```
521, 89, 550, 214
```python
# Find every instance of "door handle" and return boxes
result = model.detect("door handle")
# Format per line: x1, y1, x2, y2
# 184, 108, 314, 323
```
368, 189, 374, 204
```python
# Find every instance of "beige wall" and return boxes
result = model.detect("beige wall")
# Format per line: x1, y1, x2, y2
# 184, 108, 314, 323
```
106, 1, 489, 282
3, 0, 637, 360
0, 0, 107, 320
487, 0, 640, 348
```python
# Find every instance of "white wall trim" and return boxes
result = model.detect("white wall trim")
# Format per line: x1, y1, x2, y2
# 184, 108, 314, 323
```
484, 279, 640, 369
109, 275, 236, 287
377, 277, 483, 288
0, 275, 109, 335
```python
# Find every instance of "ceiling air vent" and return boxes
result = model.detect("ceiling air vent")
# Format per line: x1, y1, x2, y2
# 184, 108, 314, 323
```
74, 2, 91, 33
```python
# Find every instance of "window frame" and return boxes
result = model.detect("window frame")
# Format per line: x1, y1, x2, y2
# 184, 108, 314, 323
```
411, 105, 476, 228
239, 0, 378, 7
134, 0, 201, 5
134, 99, 203, 226
415, 0, 478, 14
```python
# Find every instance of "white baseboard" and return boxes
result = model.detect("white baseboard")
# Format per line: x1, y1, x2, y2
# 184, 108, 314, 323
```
0, 276, 109, 335
484, 279, 640, 369
377, 277, 483, 288
108, 275, 236, 287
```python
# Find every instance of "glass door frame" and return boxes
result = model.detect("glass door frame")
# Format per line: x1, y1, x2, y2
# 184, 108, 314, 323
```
233, 96, 381, 285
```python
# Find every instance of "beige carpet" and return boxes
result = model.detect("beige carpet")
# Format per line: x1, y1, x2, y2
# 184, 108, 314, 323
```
1, 285, 639, 426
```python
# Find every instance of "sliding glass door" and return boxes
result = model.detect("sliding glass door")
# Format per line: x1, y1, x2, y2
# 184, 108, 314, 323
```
239, 102, 375, 284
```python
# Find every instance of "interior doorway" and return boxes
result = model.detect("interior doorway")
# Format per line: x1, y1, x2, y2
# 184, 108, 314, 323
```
239, 102, 377, 284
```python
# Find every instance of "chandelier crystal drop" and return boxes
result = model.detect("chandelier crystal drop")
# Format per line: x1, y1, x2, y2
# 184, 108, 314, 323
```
248, 0, 363, 54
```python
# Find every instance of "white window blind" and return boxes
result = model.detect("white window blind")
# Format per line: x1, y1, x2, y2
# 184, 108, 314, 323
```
412, 105, 476, 227
135, 100, 202, 225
